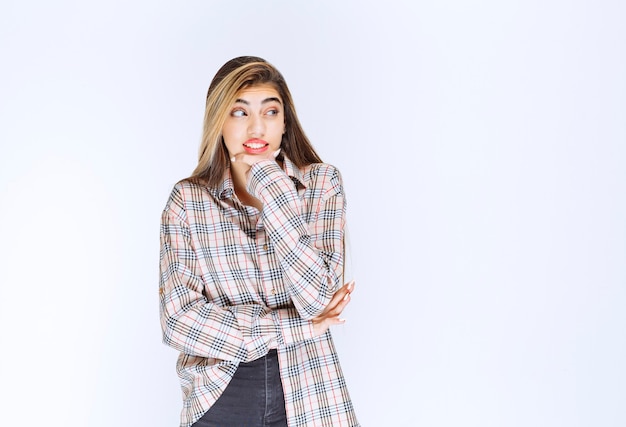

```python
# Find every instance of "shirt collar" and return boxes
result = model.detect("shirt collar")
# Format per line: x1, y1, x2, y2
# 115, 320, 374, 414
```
282, 155, 306, 190
216, 155, 306, 200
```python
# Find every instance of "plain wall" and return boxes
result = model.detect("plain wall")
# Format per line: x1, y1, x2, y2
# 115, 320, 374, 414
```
1, 1, 625, 426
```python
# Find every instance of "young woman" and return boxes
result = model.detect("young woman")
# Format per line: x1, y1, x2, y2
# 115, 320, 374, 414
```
159, 56, 359, 427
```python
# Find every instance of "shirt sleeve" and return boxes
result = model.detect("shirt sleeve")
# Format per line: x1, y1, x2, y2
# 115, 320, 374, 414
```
247, 160, 346, 320
159, 188, 318, 363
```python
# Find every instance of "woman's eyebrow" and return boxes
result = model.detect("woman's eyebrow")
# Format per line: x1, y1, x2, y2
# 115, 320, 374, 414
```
262, 97, 282, 105
234, 97, 282, 105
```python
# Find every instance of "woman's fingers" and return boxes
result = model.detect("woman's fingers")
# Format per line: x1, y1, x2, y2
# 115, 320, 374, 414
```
230, 149, 280, 167
316, 281, 355, 320
325, 281, 355, 314
328, 281, 354, 307
230, 153, 253, 166
311, 282, 356, 336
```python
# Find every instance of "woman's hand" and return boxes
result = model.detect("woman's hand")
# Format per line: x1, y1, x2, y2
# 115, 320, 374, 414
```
230, 148, 281, 169
311, 281, 355, 337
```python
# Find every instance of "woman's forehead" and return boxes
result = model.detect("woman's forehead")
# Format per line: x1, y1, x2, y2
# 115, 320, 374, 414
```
235, 84, 282, 103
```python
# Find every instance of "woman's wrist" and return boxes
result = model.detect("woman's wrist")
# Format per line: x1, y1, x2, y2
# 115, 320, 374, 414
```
246, 159, 290, 199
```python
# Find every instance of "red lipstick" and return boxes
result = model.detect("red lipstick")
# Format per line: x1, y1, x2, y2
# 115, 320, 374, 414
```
243, 138, 269, 154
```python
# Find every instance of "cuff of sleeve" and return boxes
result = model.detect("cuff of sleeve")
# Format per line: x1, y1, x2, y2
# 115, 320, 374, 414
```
247, 160, 288, 198
231, 305, 279, 363
273, 308, 316, 346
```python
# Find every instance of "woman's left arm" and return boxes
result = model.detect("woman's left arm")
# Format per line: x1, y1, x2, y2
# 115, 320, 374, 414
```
247, 160, 345, 320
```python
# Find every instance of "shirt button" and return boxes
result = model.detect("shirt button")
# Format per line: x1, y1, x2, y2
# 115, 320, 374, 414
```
271, 288, 276, 295
263, 244, 268, 251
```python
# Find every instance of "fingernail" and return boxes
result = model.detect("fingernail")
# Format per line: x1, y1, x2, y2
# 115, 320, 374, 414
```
343, 294, 350, 301
273, 148, 281, 158
230, 157, 236, 163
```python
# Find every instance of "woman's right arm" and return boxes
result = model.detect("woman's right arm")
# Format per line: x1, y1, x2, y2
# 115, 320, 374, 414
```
159, 187, 321, 363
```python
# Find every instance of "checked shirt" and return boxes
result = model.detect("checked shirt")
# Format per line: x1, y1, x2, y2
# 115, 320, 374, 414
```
159, 156, 359, 427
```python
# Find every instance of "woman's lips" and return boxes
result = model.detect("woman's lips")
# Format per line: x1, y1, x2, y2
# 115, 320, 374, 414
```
243, 139, 269, 154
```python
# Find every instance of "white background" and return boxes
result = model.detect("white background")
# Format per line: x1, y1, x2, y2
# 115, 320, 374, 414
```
1, 1, 625, 426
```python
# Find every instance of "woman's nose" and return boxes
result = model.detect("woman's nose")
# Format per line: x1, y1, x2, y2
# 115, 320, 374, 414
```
247, 114, 265, 136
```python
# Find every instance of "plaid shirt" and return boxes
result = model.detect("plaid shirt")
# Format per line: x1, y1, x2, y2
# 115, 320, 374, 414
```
159, 156, 359, 427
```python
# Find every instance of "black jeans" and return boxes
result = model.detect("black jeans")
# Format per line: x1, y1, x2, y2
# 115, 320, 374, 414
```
192, 350, 287, 427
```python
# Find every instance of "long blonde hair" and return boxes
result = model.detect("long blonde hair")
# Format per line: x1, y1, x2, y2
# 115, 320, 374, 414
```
190, 56, 322, 187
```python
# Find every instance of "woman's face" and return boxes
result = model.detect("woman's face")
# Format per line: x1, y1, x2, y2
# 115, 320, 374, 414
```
222, 83, 285, 158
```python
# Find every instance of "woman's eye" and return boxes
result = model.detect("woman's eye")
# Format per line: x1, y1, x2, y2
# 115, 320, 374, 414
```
231, 109, 246, 117
266, 109, 279, 116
